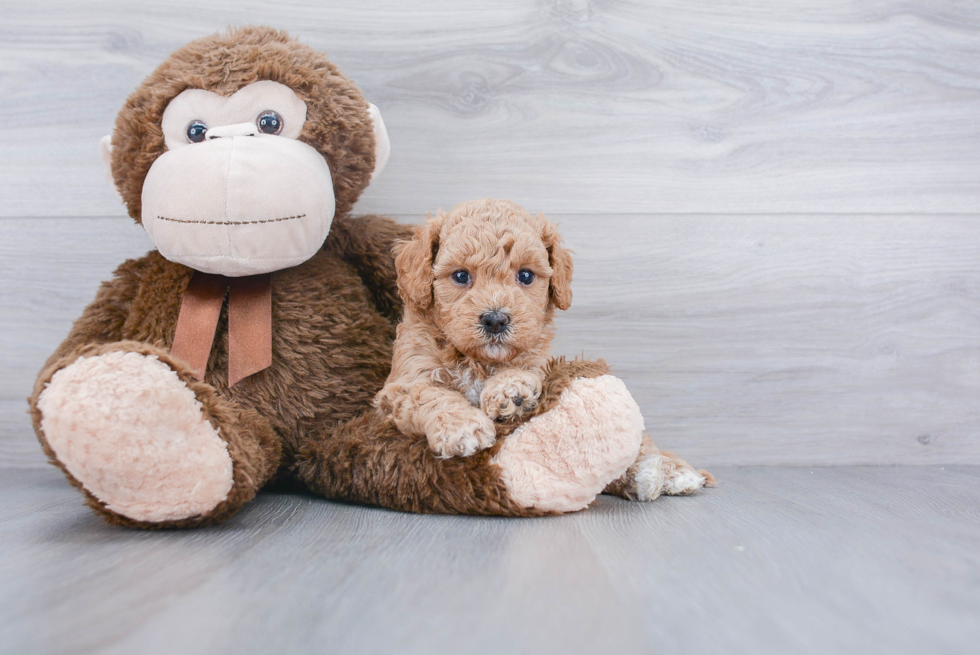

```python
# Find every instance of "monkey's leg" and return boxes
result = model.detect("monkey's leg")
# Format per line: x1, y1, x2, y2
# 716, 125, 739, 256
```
295, 358, 643, 516
604, 436, 715, 501
30, 341, 280, 528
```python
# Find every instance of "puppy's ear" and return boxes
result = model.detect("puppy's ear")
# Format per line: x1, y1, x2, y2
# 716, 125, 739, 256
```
540, 214, 573, 310
395, 212, 444, 310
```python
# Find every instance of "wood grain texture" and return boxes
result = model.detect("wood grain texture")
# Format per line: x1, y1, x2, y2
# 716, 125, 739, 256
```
2, 215, 977, 467
553, 214, 980, 465
0, 465, 977, 655
1, 0, 979, 216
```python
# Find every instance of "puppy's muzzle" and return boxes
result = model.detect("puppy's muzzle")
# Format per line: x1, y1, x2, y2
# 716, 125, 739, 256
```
480, 310, 510, 336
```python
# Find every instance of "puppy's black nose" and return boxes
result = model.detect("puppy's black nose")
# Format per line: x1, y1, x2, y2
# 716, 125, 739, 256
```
480, 310, 510, 335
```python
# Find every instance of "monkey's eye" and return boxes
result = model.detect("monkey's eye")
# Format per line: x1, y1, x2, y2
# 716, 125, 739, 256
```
451, 270, 472, 286
185, 120, 208, 143
517, 269, 536, 285
256, 110, 284, 135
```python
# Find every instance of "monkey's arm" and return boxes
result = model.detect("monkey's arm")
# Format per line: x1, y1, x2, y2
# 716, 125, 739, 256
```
327, 214, 415, 324
296, 357, 643, 516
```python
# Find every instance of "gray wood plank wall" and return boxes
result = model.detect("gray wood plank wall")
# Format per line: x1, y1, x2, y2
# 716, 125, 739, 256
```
1, 1, 978, 467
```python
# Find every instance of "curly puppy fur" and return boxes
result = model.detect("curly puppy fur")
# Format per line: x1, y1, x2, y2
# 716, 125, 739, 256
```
375, 199, 574, 458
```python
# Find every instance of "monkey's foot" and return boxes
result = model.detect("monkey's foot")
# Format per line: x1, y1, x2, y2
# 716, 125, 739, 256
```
491, 375, 643, 513
36, 350, 234, 523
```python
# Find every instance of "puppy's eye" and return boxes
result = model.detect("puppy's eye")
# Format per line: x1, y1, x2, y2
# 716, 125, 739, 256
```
517, 269, 536, 285
186, 120, 208, 143
451, 270, 472, 286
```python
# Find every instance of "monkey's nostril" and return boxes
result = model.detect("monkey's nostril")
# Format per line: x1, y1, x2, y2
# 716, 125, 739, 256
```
480, 310, 510, 335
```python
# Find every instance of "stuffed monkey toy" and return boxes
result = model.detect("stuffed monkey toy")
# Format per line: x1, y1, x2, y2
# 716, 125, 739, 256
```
28, 27, 707, 528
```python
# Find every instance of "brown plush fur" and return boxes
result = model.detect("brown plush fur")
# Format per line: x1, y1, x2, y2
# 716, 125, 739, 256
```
29, 213, 411, 527
110, 26, 376, 221
28, 27, 404, 526
32, 28, 632, 528
298, 357, 613, 516
376, 199, 573, 458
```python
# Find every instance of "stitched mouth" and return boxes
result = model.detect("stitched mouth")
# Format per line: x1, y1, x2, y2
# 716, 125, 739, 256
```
155, 214, 306, 226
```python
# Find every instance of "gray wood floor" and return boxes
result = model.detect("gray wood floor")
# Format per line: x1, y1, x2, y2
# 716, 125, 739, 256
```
1, 465, 977, 655
2, 3, 978, 653
3, 1, 979, 217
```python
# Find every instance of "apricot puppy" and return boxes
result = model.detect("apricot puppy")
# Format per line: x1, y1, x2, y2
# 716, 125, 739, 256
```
376, 198, 572, 457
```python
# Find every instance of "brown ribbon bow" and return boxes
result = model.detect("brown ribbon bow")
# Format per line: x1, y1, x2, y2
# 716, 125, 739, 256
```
171, 272, 273, 386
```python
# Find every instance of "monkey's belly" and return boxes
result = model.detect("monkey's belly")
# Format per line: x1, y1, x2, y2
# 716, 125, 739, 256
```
212, 251, 397, 464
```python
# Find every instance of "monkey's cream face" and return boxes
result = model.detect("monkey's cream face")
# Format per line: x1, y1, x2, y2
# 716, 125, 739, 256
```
131, 80, 388, 277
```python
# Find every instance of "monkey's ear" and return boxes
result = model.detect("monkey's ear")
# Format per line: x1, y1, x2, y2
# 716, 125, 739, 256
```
395, 212, 443, 310
99, 134, 125, 205
368, 103, 390, 182
540, 215, 573, 311
99, 135, 114, 186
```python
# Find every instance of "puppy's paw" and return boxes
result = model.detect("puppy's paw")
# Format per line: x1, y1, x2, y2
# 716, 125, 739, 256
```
481, 369, 543, 421
426, 408, 497, 458
604, 437, 712, 501
663, 466, 709, 496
